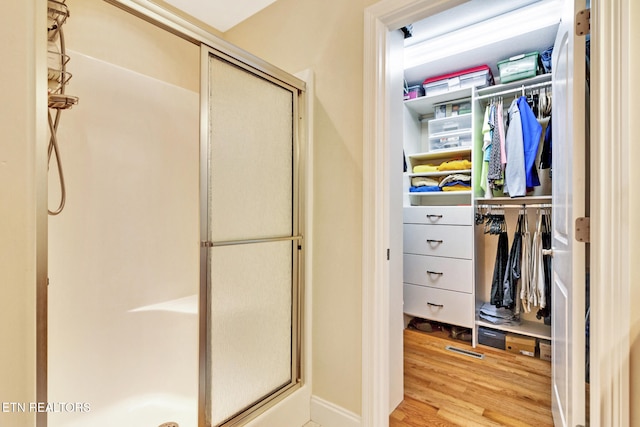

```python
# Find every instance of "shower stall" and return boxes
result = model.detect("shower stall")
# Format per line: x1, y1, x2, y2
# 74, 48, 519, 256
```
47, 1, 307, 426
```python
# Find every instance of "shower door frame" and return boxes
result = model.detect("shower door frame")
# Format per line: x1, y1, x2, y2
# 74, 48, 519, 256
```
99, 2, 308, 427
199, 45, 305, 426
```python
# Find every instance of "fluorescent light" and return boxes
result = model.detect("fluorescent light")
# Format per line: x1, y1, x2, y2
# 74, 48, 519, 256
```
404, 1, 563, 70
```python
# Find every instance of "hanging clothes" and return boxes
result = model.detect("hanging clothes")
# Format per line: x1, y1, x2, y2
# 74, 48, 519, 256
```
530, 211, 546, 309
536, 214, 553, 321
480, 105, 492, 196
487, 102, 504, 189
520, 210, 533, 313
504, 96, 543, 196
502, 214, 523, 310
516, 96, 542, 189
504, 98, 525, 196
540, 117, 552, 170
490, 230, 509, 307
496, 99, 507, 168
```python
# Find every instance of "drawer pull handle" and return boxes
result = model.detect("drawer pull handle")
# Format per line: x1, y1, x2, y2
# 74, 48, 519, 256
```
426, 239, 443, 244
426, 270, 443, 276
427, 302, 444, 308
426, 214, 443, 219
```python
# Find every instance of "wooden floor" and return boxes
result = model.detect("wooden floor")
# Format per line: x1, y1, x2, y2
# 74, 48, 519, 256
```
390, 328, 553, 427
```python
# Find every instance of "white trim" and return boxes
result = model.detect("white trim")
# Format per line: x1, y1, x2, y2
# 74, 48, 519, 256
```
310, 395, 361, 427
590, 1, 631, 425
361, 1, 469, 426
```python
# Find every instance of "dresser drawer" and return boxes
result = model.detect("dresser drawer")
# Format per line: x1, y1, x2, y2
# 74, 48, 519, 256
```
403, 253, 473, 293
403, 206, 473, 226
403, 223, 472, 259
403, 283, 474, 328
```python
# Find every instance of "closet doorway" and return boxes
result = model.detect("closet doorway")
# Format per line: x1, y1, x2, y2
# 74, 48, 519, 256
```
362, 1, 592, 426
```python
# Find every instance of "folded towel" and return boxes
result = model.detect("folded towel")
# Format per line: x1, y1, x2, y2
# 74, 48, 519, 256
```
441, 184, 471, 192
439, 173, 471, 187
413, 164, 439, 173
409, 186, 441, 192
411, 176, 440, 187
437, 159, 472, 171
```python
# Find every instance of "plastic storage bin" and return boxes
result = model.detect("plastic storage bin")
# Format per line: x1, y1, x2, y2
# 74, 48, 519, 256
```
427, 113, 472, 151
434, 100, 472, 118
497, 52, 541, 83
404, 84, 424, 100
428, 133, 472, 151
422, 65, 494, 96
428, 114, 472, 134
478, 327, 506, 350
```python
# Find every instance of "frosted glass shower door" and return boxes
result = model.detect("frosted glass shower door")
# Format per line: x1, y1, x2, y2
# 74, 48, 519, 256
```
201, 48, 303, 427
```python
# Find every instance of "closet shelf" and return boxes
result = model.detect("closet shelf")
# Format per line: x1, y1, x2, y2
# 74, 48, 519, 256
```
476, 316, 551, 340
428, 129, 472, 139
475, 195, 552, 206
476, 73, 552, 99
407, 190, 472, 197
407, 147, 471, 162
407, 169, 471, 178
404, 87, 472, 116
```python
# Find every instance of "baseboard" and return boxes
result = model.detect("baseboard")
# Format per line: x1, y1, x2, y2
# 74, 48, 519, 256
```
310, 395, 361, 427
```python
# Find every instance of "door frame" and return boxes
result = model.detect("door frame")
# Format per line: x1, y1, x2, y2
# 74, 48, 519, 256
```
362, 0, 632, 425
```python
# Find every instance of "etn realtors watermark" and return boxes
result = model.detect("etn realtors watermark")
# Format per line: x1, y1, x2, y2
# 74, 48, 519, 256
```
2, 402, 90, 413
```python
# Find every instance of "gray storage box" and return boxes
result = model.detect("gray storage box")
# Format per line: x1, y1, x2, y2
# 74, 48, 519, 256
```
478, 327, 506, 350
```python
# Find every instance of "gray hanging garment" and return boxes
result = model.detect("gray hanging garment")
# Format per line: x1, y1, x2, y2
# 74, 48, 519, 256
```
537, 214, 553, 321
502, 214, 523, 309
487, 104, 503, 188
490, 230, 509, 307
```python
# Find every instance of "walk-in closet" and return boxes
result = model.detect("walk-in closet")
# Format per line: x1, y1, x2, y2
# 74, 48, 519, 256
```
396, 0, 588, 425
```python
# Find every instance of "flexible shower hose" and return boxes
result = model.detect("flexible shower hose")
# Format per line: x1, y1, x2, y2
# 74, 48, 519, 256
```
48, 24, 67, 216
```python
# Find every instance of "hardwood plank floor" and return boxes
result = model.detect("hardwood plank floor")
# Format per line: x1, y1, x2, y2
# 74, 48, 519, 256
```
390, 328, 553, 427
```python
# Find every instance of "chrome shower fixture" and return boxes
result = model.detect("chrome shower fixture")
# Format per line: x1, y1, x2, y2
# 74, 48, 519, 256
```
47, 0, 78, 215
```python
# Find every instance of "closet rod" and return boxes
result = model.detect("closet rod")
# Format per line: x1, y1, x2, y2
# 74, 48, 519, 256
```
476, 204, 551, 209
475, 81, 552, 101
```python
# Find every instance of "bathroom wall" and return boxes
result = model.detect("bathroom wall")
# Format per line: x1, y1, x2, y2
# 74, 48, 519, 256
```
47, 1, 200, 425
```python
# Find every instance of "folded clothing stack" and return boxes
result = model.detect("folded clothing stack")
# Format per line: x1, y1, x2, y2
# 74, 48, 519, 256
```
410, 176, 441, 192
479, 302, 521, 326
439, 173, 471, 192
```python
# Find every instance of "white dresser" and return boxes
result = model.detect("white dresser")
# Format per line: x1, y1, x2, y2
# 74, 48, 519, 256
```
402, 205, 474, 328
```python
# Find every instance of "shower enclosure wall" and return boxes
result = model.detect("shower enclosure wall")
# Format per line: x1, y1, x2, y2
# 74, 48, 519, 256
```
48, 47, 201, 427
48, 1, 307, 426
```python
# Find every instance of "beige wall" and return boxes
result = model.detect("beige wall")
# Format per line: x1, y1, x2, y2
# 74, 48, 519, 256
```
225, 0, 377, 415
629, 2, 639, 425
0, 1, 43, 426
